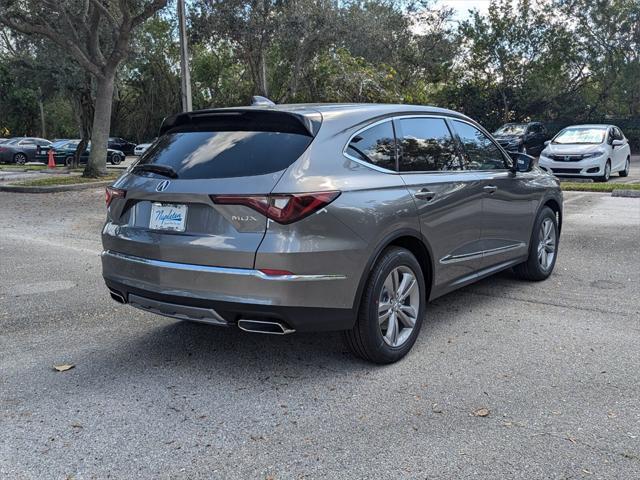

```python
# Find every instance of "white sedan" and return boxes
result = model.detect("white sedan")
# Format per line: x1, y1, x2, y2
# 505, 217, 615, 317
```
539, 124, 631, 182
134, 140, 154, 156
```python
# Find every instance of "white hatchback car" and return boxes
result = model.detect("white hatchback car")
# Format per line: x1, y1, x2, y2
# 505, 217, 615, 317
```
539, 124, 631, 182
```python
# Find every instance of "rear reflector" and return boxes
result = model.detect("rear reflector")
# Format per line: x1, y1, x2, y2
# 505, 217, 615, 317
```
211, 191, 340, 225
105, 186, 126, 207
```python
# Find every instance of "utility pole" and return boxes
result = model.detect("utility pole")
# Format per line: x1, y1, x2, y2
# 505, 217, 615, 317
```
177, 0, 192, 112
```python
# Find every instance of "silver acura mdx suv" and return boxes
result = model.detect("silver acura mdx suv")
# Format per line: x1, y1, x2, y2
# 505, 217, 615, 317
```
102, 104, 562, 363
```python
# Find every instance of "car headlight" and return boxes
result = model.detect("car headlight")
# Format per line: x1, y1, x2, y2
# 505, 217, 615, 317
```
582, 150, 605, 159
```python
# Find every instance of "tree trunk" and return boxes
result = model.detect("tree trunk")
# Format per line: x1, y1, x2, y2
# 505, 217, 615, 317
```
38, 87, 46, 138
84, 73, 114, 177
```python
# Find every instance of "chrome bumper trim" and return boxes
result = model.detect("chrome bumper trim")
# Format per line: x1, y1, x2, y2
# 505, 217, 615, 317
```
101, 250, 346, 282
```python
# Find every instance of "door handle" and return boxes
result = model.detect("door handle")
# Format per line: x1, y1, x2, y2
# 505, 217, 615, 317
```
483, 185, 498, 194
414, 189, 436, 201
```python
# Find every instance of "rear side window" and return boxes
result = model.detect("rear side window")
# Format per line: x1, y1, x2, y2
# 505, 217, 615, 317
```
452, 120, 509, 170
397, 118, 461, 172
346, 121, 396, 171
136, 130, 313, 179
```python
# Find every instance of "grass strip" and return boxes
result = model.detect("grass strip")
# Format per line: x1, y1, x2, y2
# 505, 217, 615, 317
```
561, 182, 640, 192
13, 173, 119, 187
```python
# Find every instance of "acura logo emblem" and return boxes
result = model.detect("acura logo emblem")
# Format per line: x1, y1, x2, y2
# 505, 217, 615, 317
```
156, 180, 170, 192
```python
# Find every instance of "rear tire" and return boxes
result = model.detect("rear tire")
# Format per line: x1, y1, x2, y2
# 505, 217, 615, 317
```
619, 157, 630, 177
595, 160, 611, 182
513, 207, 558, 281
65, 156, 74, 167
344, 247, 426, 364
111, 154, 122, 165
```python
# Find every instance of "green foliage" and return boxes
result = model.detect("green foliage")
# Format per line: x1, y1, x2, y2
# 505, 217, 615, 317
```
0, 0, 638, 146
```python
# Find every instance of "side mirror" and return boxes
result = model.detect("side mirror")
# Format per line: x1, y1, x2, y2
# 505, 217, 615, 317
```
544, 140, 550, 146
509, 152, 535, 173
612, 139, 624, 147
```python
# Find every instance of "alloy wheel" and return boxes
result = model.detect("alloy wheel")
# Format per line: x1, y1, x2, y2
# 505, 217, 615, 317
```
15, 153, 27, 165
378, 266, 420, 347
604, 162, 611, 180
537, 218, 556, 271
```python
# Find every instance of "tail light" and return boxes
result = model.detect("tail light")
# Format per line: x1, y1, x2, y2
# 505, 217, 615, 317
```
211, 191, 340, 225
105, 186, 126, 207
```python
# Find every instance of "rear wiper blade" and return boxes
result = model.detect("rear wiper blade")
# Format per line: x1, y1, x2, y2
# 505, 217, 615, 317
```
131, 164, 178, 178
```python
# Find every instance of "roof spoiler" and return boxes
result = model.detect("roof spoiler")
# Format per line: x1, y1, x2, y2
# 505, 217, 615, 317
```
159, 109, 321, 137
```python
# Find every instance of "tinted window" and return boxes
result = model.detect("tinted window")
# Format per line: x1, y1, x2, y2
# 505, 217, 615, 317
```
137, 130, 313, 179
529, 124, 541, 133
346, 121, 396, 170
397, 118, 460, 172
453, 121, 508, 170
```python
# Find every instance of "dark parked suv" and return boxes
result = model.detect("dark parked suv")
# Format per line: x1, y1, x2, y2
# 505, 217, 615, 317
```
108, 137, 136, 155
102, 104, 562, 363
493, 122, 549, 156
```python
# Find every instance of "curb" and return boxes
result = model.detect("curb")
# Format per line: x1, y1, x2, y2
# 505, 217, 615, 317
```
0, 180, 114, 193
612, 189, 640, 198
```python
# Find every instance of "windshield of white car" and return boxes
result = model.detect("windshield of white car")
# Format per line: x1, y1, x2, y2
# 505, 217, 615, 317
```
553, 128, 605, 145
495, 124, 526, 135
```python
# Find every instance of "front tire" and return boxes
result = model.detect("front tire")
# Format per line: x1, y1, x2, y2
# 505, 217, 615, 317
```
110, 154, 122, 165
619, 157, 630, 177
513, 207, 558, 281
344, 247, 426, 364
14, 152, 27, 165
65, 156, 74, 167
595, 160, 611, 182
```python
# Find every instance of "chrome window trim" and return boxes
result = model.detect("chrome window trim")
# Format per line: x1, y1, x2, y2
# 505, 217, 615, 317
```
102, 250, 346, 282
342, 113, 513, 175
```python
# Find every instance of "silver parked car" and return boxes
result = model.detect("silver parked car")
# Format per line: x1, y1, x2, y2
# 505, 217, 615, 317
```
102, 104, 562, 363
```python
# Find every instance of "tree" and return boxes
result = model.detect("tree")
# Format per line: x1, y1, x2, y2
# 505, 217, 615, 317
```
0, 0, 168, 176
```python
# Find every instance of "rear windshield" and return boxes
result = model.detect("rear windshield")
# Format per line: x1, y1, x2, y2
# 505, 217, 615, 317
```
135, 129, 313, 179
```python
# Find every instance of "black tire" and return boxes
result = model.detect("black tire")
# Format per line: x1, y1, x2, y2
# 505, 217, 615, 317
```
513, 207, 559, 281
14, 152, 27, 165
344, 247, 426, 364
595, 160, 611, 182
110, 154, 122, 165
619, 157, 630, 177
65, 156, 74, 167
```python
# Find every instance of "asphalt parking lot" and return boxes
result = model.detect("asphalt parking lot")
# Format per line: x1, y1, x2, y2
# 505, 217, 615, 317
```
1, 188, 639, 479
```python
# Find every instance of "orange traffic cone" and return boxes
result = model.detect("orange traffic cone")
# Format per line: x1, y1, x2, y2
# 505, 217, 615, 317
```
47, 148, 56, 169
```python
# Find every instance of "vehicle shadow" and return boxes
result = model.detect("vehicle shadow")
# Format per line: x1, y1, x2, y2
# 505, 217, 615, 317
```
74, 277, 503, 381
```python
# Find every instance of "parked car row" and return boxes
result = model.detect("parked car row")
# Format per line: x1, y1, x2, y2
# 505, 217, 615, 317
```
36, 140, 125, 166
0, 135, 153, 165
492, 121, 631, 182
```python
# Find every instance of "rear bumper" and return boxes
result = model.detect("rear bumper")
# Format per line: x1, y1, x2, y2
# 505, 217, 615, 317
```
101, 250, 356, 331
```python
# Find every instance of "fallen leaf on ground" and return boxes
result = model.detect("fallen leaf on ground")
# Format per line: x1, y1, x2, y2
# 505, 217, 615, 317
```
472, 407, 490, 417
53, 364, 75, 372
432, 403, 443, 414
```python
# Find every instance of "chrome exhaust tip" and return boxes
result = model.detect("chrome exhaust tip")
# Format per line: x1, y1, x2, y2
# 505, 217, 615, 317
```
108, 288, 126, 304
237, 319, 295, 335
